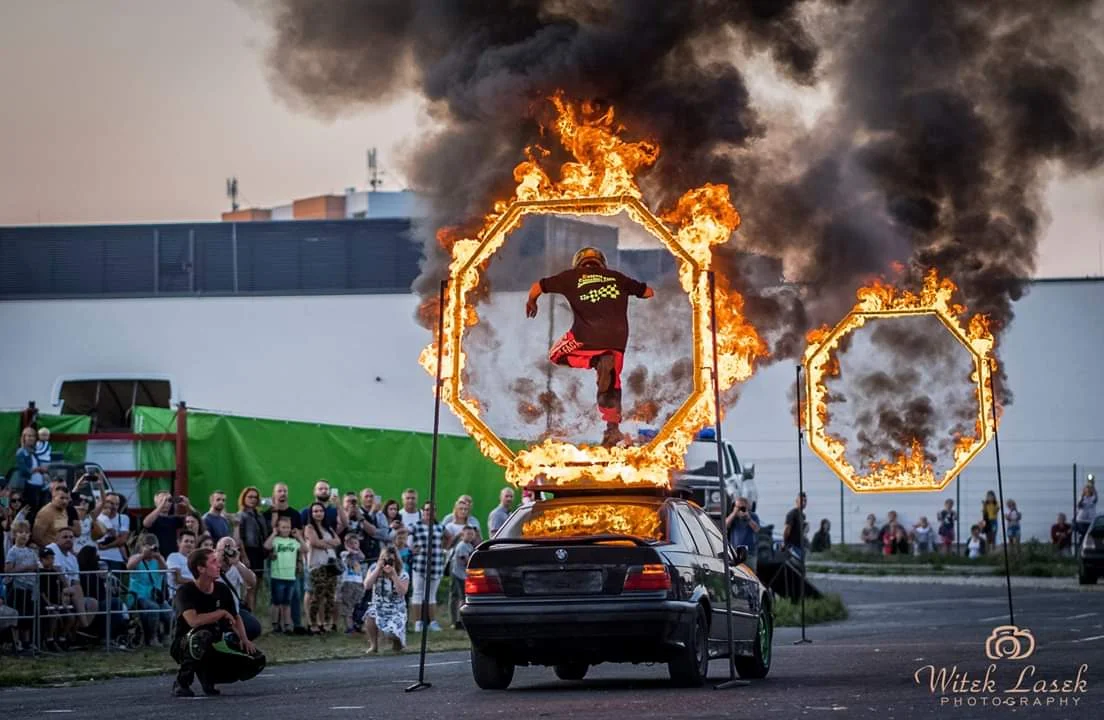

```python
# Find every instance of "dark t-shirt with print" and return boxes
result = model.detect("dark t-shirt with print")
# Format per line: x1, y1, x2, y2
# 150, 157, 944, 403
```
540, 267, 648, 351
263, 507, 303, 533
173, 581, 238, 642
149, 514, 184, 557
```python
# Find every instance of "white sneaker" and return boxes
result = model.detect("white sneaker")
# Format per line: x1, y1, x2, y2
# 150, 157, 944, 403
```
414, 620, 424, 632
428, 621, 443, 632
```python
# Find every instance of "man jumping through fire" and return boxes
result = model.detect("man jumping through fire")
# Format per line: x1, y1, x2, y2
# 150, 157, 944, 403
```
526, 247, 654, 447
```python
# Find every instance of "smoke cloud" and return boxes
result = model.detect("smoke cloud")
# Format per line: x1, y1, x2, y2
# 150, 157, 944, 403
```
254, 0, 1104, 448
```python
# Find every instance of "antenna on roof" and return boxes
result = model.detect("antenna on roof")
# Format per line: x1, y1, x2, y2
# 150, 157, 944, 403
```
367, 148, 383, 191
226, 177, 239, 211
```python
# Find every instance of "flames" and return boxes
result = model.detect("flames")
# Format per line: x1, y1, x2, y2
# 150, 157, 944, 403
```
521, 503, 663, 540
420, 92, 767, 488
801, 269, 999, 492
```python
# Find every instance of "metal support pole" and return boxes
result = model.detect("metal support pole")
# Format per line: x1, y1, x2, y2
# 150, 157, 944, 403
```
105, 573, 112, 651
992, 394, 1015, 627
956, 476, 962, 557
839, 480, 844, 547
33, 568, 41, 651
794, 364, 811, 644
407, 279, 447, 694
1073, 463, 1079, 558
175, 402, 189, 500
708, 272, 747, 690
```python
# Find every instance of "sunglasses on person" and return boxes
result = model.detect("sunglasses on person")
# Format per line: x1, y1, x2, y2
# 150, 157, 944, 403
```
735, 505, 748, 512
10, 496, 22, 505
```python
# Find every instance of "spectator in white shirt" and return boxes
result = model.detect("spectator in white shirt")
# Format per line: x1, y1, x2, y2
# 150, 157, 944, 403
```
400, 488, 420, 532
46, 527, 98, 629
165, 530, 197, 598
441, 494, 482, 549
96, 493, 131, 573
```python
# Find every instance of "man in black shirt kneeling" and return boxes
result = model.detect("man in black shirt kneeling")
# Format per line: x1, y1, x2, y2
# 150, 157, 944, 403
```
172, 548, 260, 697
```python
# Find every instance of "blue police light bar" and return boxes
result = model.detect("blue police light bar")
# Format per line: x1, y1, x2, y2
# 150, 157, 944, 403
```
637, 427, 717, 441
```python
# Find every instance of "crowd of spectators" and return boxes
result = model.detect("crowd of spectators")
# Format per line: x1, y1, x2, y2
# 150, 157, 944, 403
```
1, 454, 522, 659
0, 415, 497, 658
788, 478, 1099, 560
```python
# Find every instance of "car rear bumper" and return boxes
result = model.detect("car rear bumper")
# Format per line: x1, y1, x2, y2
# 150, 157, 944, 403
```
1080, 550, 1104, 573
460, 597, 696, 666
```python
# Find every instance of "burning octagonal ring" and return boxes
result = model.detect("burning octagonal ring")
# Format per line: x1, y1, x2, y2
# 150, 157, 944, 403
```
800, 273, 999, 493
431, 194, 734, 488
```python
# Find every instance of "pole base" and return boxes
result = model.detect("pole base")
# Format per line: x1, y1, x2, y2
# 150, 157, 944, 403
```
793, 638, 813, 645
714, 678, 751, 689
404, 681, 432, 693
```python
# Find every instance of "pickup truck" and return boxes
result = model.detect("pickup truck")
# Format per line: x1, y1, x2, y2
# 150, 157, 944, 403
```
639, 428, 758, 515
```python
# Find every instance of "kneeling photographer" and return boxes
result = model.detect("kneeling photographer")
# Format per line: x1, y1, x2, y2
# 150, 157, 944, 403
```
171, 548, 263, 697
215, 537, 261, 640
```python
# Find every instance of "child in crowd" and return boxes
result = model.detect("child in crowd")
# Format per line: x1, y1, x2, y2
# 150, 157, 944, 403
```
393, 528, 412, 568
860, 514, 880, 553
912, 516, 935, 555
1005, 499, 1022, 554
164, 530, 196, 599
3, 520, 37, 652
449, 526, 476, 629
937, 499, 956, 554
34, 427, 53, 466
37, 547, 73, 651
338, 532, 366, 634
265, 516, 300, 634
967, 524, 985, 559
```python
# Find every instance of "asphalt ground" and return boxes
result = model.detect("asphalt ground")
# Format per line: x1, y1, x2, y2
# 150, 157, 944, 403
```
2, 578, 1102, 720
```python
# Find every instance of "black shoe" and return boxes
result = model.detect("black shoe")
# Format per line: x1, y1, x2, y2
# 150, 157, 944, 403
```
200, 683, 220, 697
293, 626, 309, 636
172, 682, 195, 698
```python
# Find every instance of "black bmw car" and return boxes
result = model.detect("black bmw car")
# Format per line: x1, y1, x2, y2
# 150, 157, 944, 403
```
459, 487, 773, 689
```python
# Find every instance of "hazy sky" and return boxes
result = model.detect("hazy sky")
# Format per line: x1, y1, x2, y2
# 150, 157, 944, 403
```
1, 0, 1101, 278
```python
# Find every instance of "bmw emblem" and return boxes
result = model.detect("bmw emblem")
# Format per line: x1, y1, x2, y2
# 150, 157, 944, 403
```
554, 548, 568, 562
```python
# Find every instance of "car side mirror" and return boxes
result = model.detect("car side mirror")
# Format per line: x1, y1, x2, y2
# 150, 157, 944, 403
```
744, 464, 755, 480
733, 545, 748, 565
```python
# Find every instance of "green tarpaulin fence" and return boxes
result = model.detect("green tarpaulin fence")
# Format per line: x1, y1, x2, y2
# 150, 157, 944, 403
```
0, 412, 92, 474
130, 406, 519, 514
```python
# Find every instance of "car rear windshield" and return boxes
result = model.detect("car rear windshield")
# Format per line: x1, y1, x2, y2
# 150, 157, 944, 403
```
498, 501, 667, 541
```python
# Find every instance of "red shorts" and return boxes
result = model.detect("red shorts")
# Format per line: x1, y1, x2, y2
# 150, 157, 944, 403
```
548, 331, 624, 423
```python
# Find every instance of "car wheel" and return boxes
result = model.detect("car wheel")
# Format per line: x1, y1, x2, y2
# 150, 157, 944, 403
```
470, 645, 514, 690
668, 606, 709, 687
734, 602, 773, 679
554, 662, 588, 681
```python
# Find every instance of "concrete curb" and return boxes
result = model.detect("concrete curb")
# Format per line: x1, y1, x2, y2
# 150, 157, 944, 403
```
807, 572, 1104, 591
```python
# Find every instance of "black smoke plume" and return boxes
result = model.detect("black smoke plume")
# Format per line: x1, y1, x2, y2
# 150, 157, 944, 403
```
254, 0, 1104, 445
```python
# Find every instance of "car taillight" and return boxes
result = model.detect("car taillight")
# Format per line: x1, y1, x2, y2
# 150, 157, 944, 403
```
464, 568, 503, 595
623, 564, 671, 592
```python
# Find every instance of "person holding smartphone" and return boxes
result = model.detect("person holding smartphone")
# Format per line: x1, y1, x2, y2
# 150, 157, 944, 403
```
725, 495, 761, 572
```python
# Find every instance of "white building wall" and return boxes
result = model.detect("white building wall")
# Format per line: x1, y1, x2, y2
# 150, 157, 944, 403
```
0, 280, 1100, 542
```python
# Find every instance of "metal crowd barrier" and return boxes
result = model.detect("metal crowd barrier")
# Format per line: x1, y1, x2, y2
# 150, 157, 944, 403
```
0, 566, 175, 653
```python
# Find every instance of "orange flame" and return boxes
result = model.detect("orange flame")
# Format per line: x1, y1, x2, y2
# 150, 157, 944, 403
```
419, 93, 767, 488
801, 269, 999, 492
521, 503, 663, 540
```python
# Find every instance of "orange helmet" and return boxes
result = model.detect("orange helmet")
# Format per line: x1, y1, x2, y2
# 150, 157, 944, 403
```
572, 246, 607, 269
